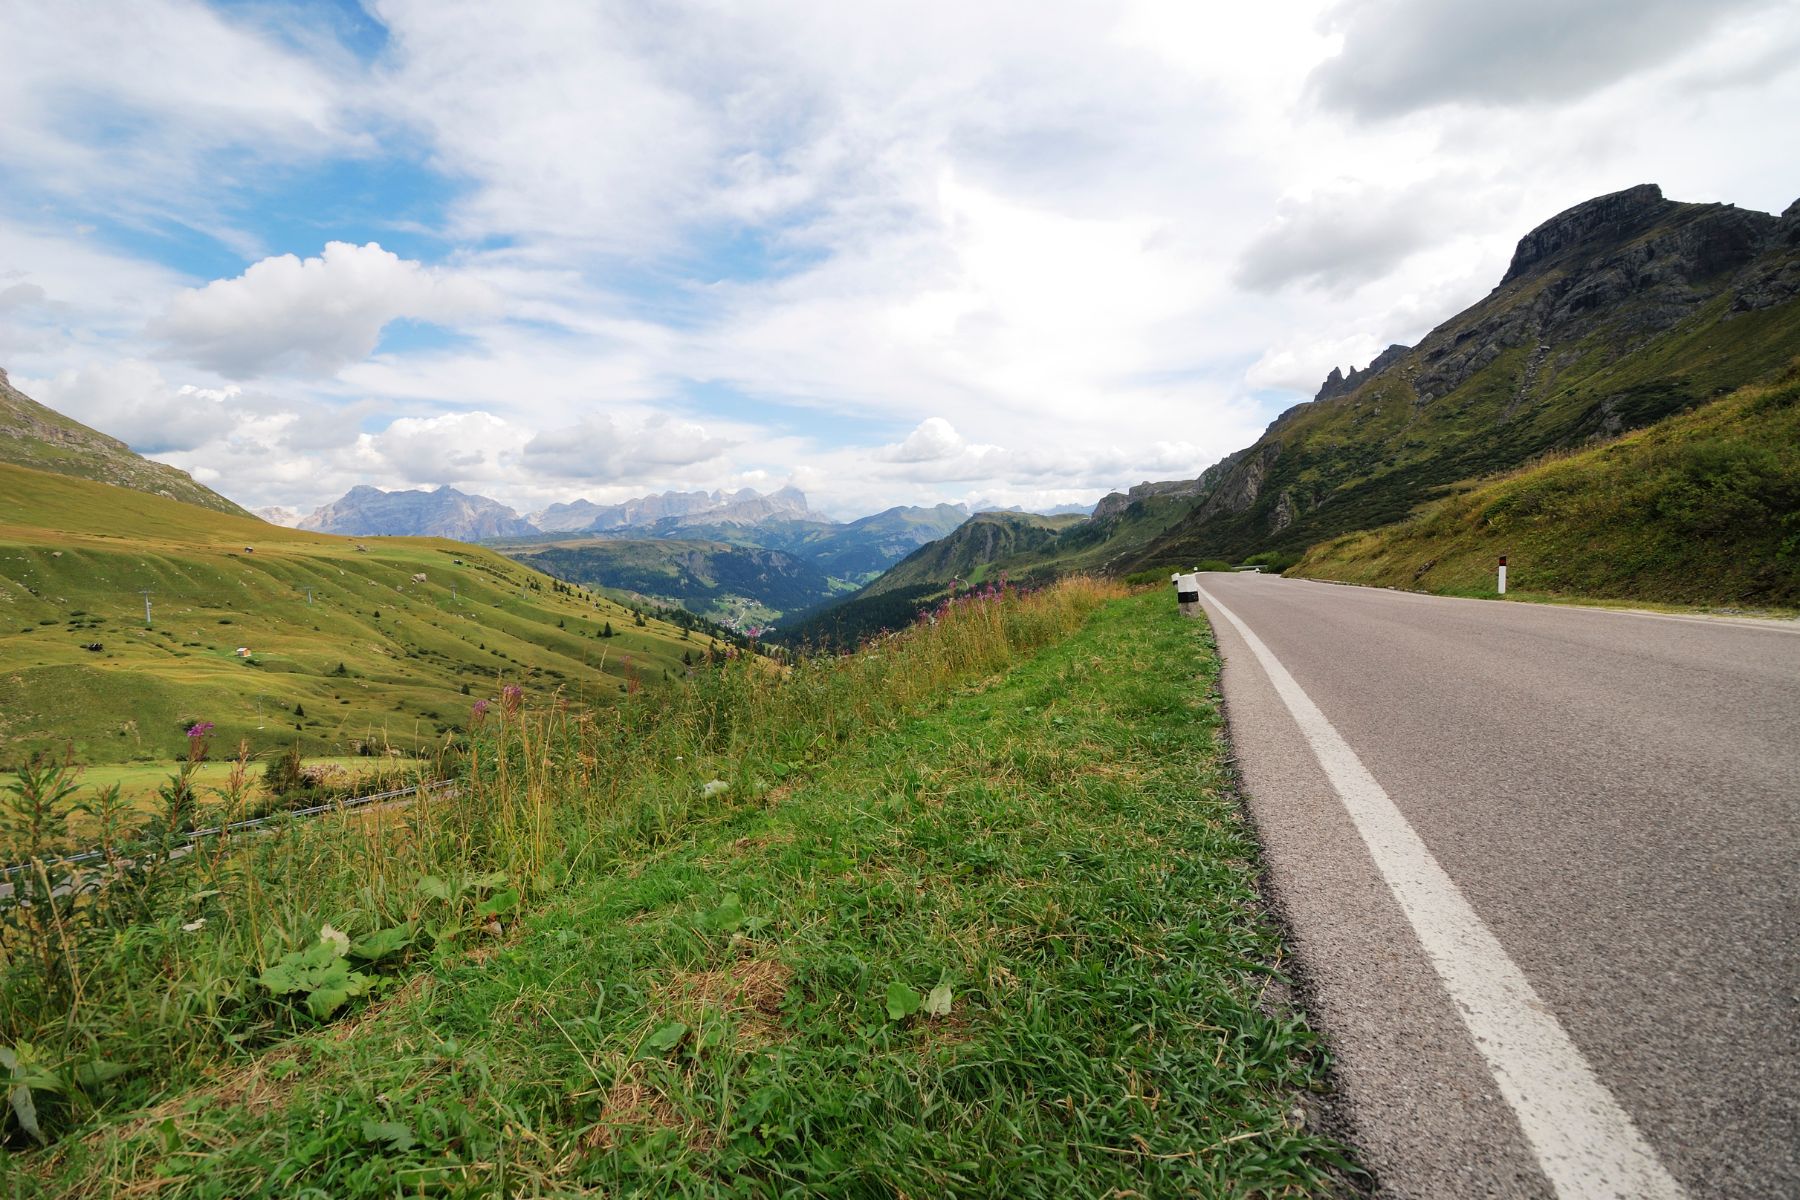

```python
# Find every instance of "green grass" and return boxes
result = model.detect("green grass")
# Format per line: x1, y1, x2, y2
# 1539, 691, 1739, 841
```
6, 582, 1358, 1196
0, 463, 714, 767
1293, 370, 1800, 610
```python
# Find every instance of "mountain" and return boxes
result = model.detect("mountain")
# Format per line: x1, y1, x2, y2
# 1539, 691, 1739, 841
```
0, 462, 701, 767
496, 537, 838, 630
800, 183, 1800, 613
795, 503, 974, 581
655, 503, 974, 583
858, 511, 1086, 598
486, 503, 972, 628
1128, 183, 1800, 570
0, 367, 252, 517
298, 484, 538, 540
778, 511, 1085, 646
533, 485, 813, 533
1090, 479, 1207, 521
254, 505, 308, 527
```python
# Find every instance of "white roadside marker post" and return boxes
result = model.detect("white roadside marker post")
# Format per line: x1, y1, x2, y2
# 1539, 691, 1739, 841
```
1177, 572, 1201, 618
1497, 554, 1508, 596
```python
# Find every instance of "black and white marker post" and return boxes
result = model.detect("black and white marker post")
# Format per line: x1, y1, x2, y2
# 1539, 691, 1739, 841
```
1176, 571, 1201, 618
1497, 554, 1508, 596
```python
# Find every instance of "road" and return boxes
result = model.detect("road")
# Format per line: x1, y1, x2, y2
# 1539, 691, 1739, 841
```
1194, 573, 1800, 1199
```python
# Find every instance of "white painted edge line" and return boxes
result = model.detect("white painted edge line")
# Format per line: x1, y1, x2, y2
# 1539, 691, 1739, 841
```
1275, 574, 1800, 634
1198, 584, 1687, 1200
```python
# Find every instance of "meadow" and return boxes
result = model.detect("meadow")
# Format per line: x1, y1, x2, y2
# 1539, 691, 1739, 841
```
2, 578, 1358, 1196
0, 463, 713, 769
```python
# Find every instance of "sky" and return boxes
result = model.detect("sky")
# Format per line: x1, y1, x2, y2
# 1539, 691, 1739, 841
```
2, 0, 1797, 521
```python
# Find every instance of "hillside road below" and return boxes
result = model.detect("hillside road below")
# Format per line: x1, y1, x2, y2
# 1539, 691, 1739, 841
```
1195, 573, 1799, 1198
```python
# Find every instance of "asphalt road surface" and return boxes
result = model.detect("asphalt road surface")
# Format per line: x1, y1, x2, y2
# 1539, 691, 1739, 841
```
1194, 573, 1799, 1200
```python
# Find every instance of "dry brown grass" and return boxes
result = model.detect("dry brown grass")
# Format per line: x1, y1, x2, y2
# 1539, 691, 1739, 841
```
581, 1063, 690, 1151
579, 1062, 721, 1156
653, 957, 792, 1044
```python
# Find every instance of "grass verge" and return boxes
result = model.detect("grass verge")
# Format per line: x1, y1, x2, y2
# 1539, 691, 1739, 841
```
11, 585, 1358, 1197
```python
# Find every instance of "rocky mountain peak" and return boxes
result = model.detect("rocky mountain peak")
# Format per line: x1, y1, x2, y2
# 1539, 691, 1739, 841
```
1314, 343, 1412, 403
1501, 184, 1674, 285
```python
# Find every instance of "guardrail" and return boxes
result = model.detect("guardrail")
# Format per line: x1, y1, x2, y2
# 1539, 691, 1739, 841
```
1, 778, 456, 882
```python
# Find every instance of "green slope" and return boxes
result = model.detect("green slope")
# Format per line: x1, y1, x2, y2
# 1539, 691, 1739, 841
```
858, 511, 1085, 597
0, 464, 701, 767
1292, 369, 1800, 609
779, 512, 1086, 646
0, 369, 253, 517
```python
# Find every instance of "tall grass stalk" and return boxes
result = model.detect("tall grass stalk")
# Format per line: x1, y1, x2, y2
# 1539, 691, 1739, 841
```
0, 576, 1117, 1146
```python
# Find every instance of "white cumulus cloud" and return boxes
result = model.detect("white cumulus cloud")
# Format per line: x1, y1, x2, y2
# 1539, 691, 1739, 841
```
22, 360, 241, 455
151, 242, 494, 378
522, 414, 734, 481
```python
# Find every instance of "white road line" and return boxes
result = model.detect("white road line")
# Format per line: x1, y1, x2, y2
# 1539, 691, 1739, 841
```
1199, 585, 1687, 1200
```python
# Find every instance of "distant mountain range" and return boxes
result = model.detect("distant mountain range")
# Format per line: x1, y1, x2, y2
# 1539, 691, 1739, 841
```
274, 485, 1045, 628
485, 501, 977, 628
788, 183, 1800, 643
534, 485, 814, 533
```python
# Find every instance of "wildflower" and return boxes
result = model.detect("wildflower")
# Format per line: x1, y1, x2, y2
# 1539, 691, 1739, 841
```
470, 698, 490, 725
319, 924, 350, 955
501, 684, 525, 715
186, 722, 215, 739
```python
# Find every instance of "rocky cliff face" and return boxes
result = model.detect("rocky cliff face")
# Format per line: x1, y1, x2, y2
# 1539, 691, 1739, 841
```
0, 368, 252, 516
298, 485, 538, 540
1090, 477, 1206, 521
1128, 183, 1800, 569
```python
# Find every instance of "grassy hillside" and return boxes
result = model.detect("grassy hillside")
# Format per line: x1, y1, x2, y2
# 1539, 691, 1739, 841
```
1293, 370, 1800, 608
496, 536, 839, 629
7, 581, 1359, 1196
861, 511, 1085, 597
0, 370, 252, 518
0, 463, 702, 768
779, 511, 1089, 646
